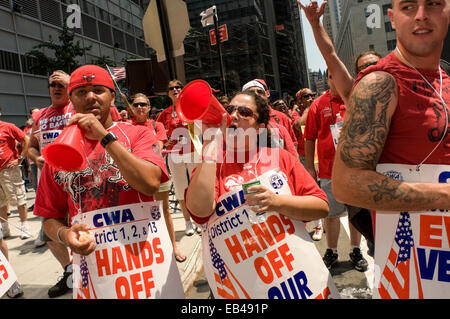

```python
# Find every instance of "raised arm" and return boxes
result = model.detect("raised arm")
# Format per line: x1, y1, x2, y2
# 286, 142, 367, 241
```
298, 0, 355, 104
332, 71, 450, 211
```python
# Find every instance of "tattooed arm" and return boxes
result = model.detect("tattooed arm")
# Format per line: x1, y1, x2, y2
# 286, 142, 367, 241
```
332, 71, 450, 211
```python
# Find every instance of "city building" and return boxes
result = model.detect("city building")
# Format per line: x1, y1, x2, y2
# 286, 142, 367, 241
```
334, 0, 396, 77
0, 0, 150, 126
308, 69, 328, 94
183, 0, 309, 99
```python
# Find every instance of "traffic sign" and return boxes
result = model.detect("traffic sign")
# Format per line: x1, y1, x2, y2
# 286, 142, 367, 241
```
142, 0, 190, 62
209, 24, 228, 46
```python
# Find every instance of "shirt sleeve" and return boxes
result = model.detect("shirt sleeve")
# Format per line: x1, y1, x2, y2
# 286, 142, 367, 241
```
280, 149, 328, 203
155, 121, 168, 143
34, 164, 70, 219
10, 124, 26, 142
130, 125, 169, 183
303, 102, 318, 140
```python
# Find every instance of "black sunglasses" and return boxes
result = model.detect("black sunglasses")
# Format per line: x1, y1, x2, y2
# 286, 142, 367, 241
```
169, 85, 183, 91
49, 82, 65, 88
226, 105, 256, 118
132, 102, 149, 107
358, 61, 378, 72
302, 94, 315, 99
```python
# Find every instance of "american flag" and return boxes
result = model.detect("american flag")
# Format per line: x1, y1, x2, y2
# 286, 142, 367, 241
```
80, 256, 89, 288
378, 212, 423, 299
111, 67, 126, 81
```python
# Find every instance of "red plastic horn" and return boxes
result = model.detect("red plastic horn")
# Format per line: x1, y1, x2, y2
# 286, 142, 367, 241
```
42, 124, 86, 172
175, 80, 232, 126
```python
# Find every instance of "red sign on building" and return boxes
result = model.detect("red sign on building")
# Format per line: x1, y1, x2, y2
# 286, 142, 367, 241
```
209, 24, 228, 46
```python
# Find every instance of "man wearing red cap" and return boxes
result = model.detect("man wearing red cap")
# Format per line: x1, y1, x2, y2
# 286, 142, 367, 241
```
33, 65, 172, 298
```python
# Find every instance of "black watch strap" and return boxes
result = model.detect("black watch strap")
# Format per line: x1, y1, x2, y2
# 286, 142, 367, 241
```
100, 131, 118, 148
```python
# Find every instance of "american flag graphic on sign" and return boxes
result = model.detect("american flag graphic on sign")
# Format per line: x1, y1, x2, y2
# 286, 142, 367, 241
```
111, 67, 126, 81
378, 212, 423, 299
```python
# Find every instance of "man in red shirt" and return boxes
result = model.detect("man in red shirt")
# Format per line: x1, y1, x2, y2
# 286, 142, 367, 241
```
33, 65, 168, 296
332, 0, 449, 298
304, 70, 367, 271
333, 0, 450, 210
0, 108, 30, 298
28, 70, 75, 298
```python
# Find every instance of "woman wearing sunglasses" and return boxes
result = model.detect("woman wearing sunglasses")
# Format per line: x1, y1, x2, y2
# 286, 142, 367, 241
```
156, 80, 200, 238
185, 91, 339, 299
128, 93, 187, 263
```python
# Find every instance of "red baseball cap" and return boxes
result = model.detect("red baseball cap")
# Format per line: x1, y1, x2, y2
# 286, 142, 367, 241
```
68, 65, 115, 94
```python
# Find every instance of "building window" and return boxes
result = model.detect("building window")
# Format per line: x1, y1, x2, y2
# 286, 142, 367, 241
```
0, 50, 21, 72
387, 39, 397, 51
369, 44, 374, 50
113, 28, 125, 49
382, 4, 392, 16
20, 0, 39, 19
98, 21, 113, 45
82, 13, 99, 40
385, 21, 394, 32
39, 0, 62, 27
0, 0, 10, 9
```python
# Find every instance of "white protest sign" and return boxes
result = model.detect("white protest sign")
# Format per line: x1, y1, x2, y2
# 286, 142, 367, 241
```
0, 250, 18, 298
374, 164, 450, 299
72, 201, 184, 299
201, 168, 340, 299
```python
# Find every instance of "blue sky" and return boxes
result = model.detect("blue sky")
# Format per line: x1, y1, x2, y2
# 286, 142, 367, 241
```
299, 0, 328, 72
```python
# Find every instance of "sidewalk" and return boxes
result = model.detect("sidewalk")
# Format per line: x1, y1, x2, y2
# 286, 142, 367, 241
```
1, 187, 206, 299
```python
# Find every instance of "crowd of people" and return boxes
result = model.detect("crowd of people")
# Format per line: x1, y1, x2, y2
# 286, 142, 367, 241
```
0, 0, 448, 299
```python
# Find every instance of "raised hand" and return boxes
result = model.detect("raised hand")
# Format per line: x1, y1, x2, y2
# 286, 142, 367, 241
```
297, 0, 327, 26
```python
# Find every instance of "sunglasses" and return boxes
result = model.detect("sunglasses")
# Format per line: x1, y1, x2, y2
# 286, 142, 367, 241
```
49, 82, 65, 88
302, 94, 315, 99
226, 105, 256, 118
273, 102, 286, 108
169, 85, 183, 91
357, 61, 378, 72
132, 102, 149, 107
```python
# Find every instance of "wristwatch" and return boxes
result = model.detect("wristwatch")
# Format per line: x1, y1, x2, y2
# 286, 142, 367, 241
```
18, 155, 24, 161
100, 131, 118, 148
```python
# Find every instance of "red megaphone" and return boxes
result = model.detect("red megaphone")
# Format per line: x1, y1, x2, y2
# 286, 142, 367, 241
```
42, 124, 86, 172
175, 80, 232, 126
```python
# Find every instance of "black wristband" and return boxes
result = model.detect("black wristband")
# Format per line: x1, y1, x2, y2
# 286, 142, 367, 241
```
100, 131, 118, 148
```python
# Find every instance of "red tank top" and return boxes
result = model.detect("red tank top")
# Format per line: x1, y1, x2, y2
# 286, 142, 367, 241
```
354, 52, 449, 165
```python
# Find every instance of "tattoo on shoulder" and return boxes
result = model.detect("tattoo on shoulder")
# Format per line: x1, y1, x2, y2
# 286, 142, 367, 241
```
339, 72, 397, 169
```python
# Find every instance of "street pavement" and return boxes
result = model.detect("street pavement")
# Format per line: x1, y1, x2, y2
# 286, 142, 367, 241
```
1, 186, 374, 300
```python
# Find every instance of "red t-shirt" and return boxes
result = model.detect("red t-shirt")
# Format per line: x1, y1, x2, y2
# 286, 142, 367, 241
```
290, 110, 305, 156
110, 106, 121, 122
156, 105, 194, 153
267, 121, 298, 158
188, 147, 328, 224
354, 52, 449, 165
34, 122, 169, 221
269, 107, 298, 146
303, 90, 346, 179
0, 121, 26, 170
131, 118, 168, 143
32, 103, 75, 150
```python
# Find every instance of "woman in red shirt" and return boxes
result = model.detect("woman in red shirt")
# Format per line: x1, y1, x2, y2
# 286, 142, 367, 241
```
129, 93, 186, 262
185, 91, 336, 299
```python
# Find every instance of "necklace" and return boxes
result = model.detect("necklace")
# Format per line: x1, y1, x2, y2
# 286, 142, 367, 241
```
395, 48, 449, 171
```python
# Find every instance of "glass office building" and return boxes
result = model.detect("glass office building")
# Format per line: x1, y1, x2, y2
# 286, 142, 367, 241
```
183, 0, 309, 99
0, 0, 150, 125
